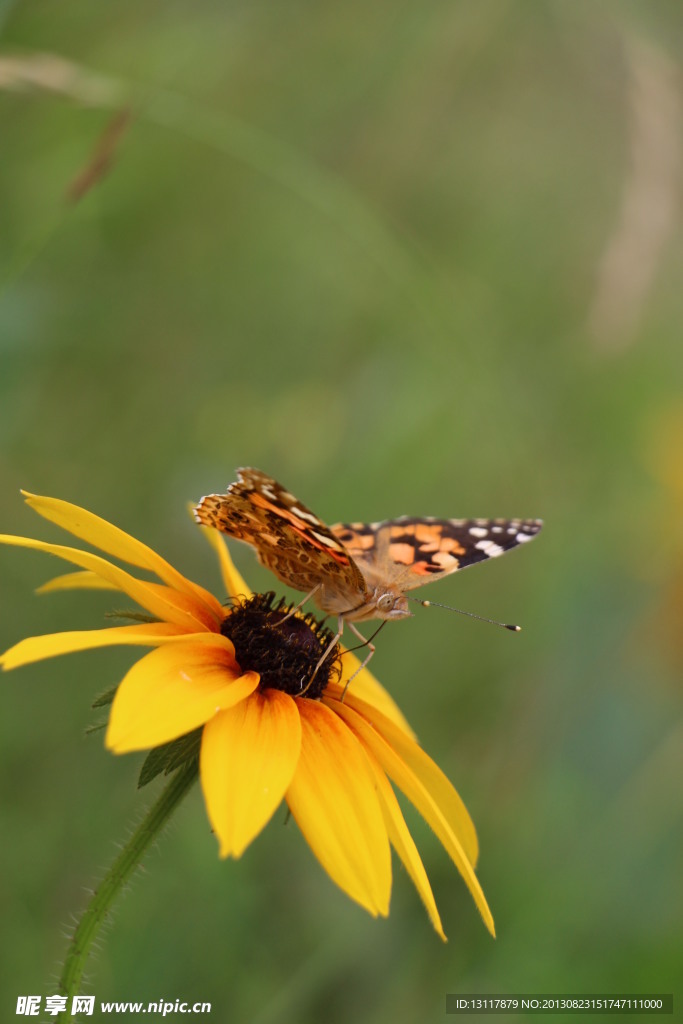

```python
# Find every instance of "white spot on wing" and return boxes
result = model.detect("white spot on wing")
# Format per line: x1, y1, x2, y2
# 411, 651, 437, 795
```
469, 526, 489, 538
313, 531, 341, 548
292, 506, 320, 525
475, 539, 504, 557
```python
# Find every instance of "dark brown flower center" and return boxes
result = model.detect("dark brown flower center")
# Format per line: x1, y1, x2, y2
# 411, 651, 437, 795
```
220, 592, 341, 699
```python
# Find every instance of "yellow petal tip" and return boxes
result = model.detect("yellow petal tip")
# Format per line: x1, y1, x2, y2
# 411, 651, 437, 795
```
218, 842, 243, 860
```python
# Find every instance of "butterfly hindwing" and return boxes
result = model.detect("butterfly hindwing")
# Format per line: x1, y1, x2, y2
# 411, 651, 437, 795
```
194, 468, 368, 597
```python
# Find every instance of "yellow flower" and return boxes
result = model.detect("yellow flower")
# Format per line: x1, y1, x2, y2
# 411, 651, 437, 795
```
0, 492, 494, 940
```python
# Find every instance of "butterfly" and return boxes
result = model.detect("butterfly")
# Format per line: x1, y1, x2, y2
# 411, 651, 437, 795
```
194, 469, 542, 683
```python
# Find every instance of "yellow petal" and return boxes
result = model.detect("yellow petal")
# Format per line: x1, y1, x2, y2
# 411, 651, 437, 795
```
328, 697, 495, 937
335, 689, 479, 866
106, 636, 259, 752
200, 688, 301, 858
286, 698, 391, 918
364, 745, 446, 941
0, 534, 216, 632
22, 491, 223, 621
1, 622, 195, 670
36, 570, 121, 594
332, 663, 416, 739
198, 525, 252, 601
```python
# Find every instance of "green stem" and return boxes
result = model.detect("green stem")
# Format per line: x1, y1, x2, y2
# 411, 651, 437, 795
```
58, 760, 198, 1014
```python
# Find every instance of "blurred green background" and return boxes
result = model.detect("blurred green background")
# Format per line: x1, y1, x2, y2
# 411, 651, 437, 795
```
1, 1, 682, 1021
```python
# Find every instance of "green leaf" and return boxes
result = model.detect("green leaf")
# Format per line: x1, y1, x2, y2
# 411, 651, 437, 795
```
92, 684, 118, 709
137, 729, 202, 789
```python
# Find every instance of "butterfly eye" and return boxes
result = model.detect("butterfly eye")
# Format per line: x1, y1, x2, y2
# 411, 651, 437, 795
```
377, 593, 395, 612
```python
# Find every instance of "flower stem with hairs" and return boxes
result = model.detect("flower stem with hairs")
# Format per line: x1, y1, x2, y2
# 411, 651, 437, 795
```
59, 761, 198, 1010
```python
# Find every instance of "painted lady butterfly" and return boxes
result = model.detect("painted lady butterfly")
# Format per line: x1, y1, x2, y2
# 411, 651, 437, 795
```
194, 469, 542, 681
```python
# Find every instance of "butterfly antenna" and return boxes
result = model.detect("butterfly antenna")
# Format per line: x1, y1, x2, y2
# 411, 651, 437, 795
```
407, 597, 521, 632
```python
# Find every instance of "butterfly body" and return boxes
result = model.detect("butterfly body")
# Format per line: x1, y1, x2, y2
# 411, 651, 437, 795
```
193, 469, 543, 626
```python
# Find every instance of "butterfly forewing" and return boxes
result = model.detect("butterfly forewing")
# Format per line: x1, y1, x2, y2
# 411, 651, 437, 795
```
331, 517, 543, 591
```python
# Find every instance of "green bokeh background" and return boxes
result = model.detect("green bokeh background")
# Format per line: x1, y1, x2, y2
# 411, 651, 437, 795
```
1, 2, 682, 1021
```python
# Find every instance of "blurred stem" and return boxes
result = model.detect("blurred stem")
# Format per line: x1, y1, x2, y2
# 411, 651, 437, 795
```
142, 89, 421, 294
58, 760, 198, 1017
0, 54, 445, 342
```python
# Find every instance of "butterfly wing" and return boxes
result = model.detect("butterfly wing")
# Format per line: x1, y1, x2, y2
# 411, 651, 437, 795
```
331, 516, 543, 591
194, 468, 369, 600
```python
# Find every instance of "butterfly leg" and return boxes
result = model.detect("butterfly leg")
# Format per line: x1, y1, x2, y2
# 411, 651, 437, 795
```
339, 620, 377, 700
276, 583, 321, 624
298, 613, 344, 697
